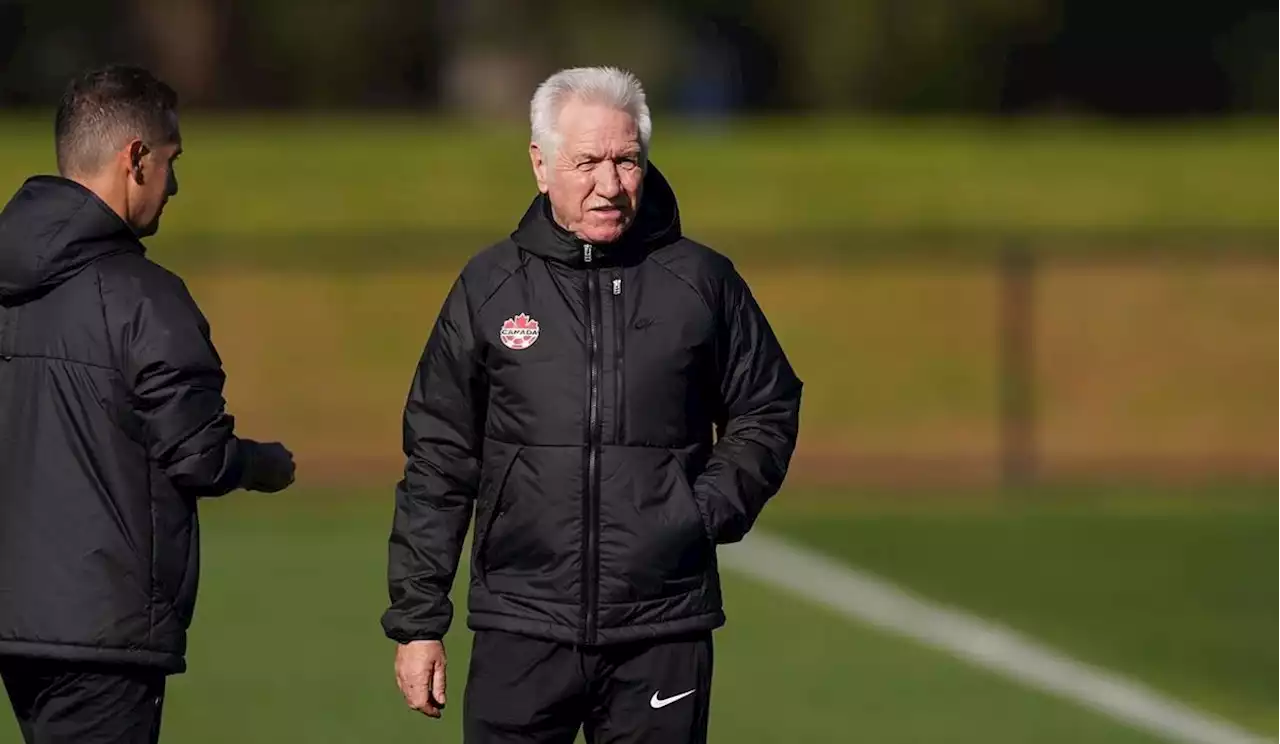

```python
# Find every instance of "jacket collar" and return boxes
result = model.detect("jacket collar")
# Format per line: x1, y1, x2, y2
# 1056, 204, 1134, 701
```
510, 163, 682, 268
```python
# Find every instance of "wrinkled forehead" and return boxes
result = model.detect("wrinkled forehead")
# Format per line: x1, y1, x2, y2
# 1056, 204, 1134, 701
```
555, 99, 641, 153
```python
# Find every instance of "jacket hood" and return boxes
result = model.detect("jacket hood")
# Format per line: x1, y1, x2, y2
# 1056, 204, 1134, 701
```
511, 162, 682, 267
0, 176, 141, 303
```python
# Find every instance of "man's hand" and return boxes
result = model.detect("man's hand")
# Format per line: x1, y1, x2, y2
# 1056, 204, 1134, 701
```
396, 640, 447, 718
240, 440, 296, 493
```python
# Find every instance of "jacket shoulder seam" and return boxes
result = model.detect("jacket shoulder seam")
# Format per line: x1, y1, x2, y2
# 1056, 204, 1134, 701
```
645, 250, 715, 317
471, 243, 526, 316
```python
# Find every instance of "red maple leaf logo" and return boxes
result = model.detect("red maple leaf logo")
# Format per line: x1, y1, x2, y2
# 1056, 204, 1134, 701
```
500, 313, 540, 349
503, 313, 538, 331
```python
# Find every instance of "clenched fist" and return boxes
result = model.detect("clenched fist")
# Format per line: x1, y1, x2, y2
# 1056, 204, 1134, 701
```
239, 439, 295, 493
396, 640, 447, 718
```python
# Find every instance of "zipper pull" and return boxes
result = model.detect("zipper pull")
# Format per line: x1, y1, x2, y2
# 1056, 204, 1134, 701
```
583, 243, 593, 263
612, 276, 622, 295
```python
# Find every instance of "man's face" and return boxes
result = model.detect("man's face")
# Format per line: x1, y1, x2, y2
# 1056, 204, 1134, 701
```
127, 114, 181, 238
530, 98, 644, 245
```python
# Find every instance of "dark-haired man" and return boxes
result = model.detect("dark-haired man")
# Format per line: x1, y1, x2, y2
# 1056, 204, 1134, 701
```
0, 65, 296, 744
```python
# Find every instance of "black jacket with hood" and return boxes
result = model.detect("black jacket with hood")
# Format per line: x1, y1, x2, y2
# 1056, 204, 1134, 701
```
0, 176, 247, 673
382, 165, 802, 646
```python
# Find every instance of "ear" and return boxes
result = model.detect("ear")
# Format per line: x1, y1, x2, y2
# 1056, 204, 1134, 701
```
529, 142, 549, 194
125, 139, 148, 185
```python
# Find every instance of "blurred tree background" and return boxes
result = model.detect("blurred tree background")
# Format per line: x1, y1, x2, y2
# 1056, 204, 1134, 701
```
0, 0, 1274, 116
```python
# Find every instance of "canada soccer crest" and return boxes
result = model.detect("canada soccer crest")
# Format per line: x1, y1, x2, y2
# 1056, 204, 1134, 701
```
500, 313, 540, 350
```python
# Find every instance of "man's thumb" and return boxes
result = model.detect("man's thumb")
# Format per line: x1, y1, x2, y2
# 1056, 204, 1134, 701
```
431, 659, 447, 706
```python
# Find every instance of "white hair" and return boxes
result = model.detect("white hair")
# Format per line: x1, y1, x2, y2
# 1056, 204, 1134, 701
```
530, 66, 652, 159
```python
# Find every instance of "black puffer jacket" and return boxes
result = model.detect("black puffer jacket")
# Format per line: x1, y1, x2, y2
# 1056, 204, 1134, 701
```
382, 165, 802, 646
0, 177, 246, 673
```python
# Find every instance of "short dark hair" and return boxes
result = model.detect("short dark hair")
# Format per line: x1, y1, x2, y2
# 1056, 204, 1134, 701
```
54, 65, 179, 177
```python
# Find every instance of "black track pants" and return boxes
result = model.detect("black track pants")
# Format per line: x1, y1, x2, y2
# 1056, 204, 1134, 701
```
464, 630, 713, 744
0, 656, 166, 744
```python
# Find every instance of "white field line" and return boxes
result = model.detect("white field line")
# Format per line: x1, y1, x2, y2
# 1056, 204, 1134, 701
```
719, 531, 1273, 744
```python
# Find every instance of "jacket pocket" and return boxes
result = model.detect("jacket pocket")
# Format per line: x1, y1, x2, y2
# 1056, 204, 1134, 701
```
666, 452, 713, 549
173, 512, 200, 626
473, 445, 522, 584
668, 444, 716, 546
151, 478, 198, 631
597, 447, 714, 604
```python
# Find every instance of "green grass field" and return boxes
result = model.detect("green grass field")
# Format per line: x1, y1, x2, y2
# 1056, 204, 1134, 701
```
1, 484, 1271, 743
764, 482, 1278, 733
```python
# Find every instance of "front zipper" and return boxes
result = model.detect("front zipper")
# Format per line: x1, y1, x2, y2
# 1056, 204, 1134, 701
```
612, 270, 625, 445
581, 244, 602, 644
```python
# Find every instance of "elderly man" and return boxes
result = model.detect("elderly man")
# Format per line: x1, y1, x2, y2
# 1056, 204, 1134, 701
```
383, 66, 802, 743
0, 65, 295, 744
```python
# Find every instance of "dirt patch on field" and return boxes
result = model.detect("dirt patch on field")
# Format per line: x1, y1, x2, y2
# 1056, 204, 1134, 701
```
187, 262, 1275, 489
